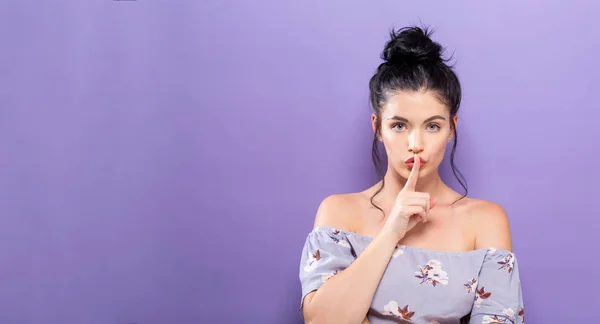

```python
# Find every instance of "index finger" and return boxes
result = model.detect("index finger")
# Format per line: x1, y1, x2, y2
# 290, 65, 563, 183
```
403, 154, 420, 191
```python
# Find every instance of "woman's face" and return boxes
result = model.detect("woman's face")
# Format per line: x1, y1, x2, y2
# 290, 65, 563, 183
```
372, 90, 458, 180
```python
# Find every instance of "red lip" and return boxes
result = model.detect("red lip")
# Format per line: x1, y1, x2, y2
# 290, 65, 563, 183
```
405, 156, 427, 164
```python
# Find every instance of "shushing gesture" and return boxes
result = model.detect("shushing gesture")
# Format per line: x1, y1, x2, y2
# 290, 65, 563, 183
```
382, 154, 437, 241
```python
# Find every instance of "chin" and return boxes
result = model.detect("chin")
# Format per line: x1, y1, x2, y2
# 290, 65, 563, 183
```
397, 164, 426, 178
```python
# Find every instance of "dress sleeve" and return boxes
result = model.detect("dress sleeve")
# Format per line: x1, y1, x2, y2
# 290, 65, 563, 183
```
469, 248, 525, 324
298, 228, 356, 308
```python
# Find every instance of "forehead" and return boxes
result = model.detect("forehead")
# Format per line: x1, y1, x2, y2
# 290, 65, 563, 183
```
382, 90, 449, 119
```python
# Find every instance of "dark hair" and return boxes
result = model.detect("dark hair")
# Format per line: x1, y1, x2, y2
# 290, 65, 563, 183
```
368, 25, 467, 215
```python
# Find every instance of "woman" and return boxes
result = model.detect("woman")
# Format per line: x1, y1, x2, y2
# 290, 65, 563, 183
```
298, 26, 524, 324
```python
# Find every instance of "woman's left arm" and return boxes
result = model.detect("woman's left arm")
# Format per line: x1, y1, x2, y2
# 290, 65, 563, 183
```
469, 202, 525, 324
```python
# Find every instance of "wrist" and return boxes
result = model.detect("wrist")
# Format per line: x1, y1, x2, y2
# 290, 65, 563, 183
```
376, 228, 403, 249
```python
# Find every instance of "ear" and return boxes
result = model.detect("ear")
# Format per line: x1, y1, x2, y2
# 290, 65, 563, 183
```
371, 113, 380, 141
449, 115, 459, 142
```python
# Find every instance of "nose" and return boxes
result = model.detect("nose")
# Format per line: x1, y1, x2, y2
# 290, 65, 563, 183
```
408, 131, 424, 154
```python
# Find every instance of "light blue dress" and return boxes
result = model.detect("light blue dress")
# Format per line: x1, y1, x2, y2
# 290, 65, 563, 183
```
299, 226, 524, 324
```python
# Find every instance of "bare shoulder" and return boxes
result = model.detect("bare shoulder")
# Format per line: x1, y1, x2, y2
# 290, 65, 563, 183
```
313, 193, 363, 231
464, 198, 513, 251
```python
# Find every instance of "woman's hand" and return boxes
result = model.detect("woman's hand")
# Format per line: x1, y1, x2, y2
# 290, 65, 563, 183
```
382, 154, 436, 241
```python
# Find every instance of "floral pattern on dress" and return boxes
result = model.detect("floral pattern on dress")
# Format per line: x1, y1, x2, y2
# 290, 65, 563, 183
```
415, 260, 449, 286
303, 249, 321, 272
481, 308, 517, 324
329, 230, 351, 248
464, 278, 478, 294
497, 252, 515, 273
519, 307, 525, 323
392, 245, 405, 258
481, 315, 504, 324
299, 228, 524, 324
383, 301, 415, 320
474, 286, 491, 307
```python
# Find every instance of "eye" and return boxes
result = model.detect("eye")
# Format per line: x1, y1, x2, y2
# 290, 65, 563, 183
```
392, 123, 406, 131
426, 123, 441, 132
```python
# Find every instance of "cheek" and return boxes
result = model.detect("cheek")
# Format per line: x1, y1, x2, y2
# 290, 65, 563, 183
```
428, 140, 448, 162
381, 132, 406, 154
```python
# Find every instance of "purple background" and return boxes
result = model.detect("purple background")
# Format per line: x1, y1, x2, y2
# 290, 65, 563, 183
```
1, 1, 598, 323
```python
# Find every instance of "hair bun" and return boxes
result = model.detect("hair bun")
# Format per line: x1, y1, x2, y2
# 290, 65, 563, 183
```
382, 26, 443, 65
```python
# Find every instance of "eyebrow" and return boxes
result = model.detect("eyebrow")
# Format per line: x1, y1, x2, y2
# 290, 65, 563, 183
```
386, 115, 446, 123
